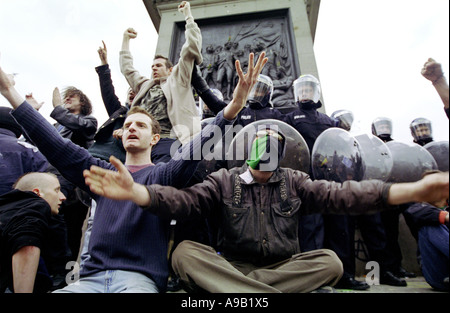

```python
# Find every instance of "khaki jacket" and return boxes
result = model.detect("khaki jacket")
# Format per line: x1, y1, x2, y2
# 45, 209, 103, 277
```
120, 21, 202, 145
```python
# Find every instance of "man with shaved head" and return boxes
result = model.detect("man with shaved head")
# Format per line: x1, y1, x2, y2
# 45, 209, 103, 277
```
0, 172, 66, 293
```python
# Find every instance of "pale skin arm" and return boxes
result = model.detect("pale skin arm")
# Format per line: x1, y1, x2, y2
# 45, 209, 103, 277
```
52, 87, 62, 108
223, 52, 267, 120
25, 93, 44, 111
12, 246, 40, 293
121, 28, 137, 52
98, 40, 108, 65
421, 58, 449, 109
178, 1, 193, 21
0, 55, 24, 108
387, 171, 449, 205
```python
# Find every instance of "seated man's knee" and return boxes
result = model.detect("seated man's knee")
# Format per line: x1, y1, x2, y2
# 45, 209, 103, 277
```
322, 249, 344, 278
172, 240, 200, 268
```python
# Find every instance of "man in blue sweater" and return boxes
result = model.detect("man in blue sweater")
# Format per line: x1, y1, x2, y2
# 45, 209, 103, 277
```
0, 51, 267, 293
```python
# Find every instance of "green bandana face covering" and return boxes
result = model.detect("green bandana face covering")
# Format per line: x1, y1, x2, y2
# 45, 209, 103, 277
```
246, 136, 268, 169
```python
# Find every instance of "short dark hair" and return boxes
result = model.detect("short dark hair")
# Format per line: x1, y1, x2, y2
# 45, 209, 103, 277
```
154, 55, 173, 69
126, 106, 161, 135
61, 86, 93, 115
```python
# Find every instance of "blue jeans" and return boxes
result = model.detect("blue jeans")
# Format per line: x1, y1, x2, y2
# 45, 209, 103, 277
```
52, 270, 159, 293
418, 224, 449, 291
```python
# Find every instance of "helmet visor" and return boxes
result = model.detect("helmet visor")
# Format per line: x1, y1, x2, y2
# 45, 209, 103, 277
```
248, 76, 273, 107
294, 79, 321, 103
410, 122, 432, 141
372, 119, 393, 137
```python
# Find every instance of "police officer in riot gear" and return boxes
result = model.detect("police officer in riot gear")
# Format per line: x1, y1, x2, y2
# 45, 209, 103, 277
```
284, 75, 339, 254
285, 75, 339, 151
410, 117, 434, 146
372, 117, 393, 143
234, 74, 285, 128
372, 117, 417, 281
331, 110, 354, 132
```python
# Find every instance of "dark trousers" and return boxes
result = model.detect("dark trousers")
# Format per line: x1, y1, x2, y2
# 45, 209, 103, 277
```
418, 225, 449, 291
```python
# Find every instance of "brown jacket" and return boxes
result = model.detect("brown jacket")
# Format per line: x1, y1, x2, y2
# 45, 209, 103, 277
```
144, 166, 392, 265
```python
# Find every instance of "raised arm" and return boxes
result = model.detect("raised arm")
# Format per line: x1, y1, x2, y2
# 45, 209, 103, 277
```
166, 52, 267, 187
223, 52, 267, 120
421, 58, 449, 113
0, 56, 110, 192
51, 87, 98, 139
119, 28, 148, 93
171, 1, 203, 87
95, 41, 124, 116
0, 55, 24, 108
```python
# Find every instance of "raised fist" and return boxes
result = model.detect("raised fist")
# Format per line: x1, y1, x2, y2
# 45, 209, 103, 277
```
124, 28, 138, 40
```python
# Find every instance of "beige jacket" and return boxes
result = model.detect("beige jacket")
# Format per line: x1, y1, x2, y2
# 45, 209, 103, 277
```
120, 21, 202, 145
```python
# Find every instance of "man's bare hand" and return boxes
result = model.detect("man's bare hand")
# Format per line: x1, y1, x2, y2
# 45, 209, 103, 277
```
84, 156, 134, 200
388, 171, 449, 206
123, 28, 138, 40
413, 171, 449, 204
0, 55, 15, 95
25, 93, 44, 111
98, 40, 108, 65
421, 58, 444, 84
52, 87, 62, 108
223, 52, 268, 120
113, 128, 123, 140
178, 1, 192, 17
83, 156, 151, 206
0, 54, 24, 108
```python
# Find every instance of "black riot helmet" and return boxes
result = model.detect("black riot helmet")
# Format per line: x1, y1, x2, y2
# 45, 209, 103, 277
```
247, 74, 274, 109
410, 117, 433, 145
331, 110, 354, 131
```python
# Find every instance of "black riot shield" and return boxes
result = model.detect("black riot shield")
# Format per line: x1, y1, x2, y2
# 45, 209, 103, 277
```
385, 141, 438, 183
226, 119, 310, 172
355, 133, 393, 182
423, 140, 449, 172
311, 128, 365, 182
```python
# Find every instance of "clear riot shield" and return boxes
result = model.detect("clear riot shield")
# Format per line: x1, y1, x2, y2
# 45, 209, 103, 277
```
226, 119, 310, 172
385, 141, 438, 183
423, 140, 449, 172
311, 128, 365, 182
355, 133, 393, 181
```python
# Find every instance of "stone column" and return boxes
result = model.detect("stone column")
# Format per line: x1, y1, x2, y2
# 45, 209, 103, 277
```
143, 0, 324, 112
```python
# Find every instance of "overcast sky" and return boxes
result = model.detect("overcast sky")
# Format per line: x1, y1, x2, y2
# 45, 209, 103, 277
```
0, 0, 448, 144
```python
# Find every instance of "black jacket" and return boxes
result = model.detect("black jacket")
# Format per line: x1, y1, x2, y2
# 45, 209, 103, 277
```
88, 64, 128, 162
0, 190, 51, 292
